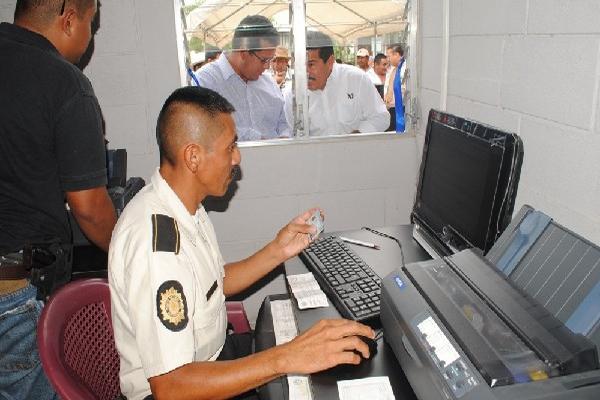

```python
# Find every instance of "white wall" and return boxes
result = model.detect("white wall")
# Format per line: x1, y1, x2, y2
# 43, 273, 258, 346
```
419, 0, 600, 245
0, 2, 15, 22
86, 0, 181, 178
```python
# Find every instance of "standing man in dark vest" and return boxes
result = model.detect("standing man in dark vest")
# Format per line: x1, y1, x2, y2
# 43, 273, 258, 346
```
0, 1, 116, 398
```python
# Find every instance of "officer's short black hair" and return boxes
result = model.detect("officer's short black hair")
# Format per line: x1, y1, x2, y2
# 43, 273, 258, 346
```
232, 15, 279, 51
306, 31, 334, 64
15, 0, 95, 24
156, 87, 235, 165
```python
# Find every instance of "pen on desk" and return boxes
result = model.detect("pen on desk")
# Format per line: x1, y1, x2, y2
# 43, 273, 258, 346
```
339, 236, 380, 250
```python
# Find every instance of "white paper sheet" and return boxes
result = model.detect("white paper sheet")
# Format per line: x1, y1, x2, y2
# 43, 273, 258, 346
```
337, 376, 396, 400
270, 299, 313, 400
287, 272, 329, 309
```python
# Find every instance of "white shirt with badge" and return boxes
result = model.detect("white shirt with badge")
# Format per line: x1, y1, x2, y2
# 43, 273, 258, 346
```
284, 63, 389, 136
108, 168, 228, 400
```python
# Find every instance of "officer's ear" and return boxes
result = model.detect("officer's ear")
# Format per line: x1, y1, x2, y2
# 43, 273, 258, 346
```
182, 143, 207, 175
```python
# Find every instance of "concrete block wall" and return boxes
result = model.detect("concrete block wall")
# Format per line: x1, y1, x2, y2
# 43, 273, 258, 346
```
86, 0, 181, 178
420, 0, 600, 245
0, 3, 13, 23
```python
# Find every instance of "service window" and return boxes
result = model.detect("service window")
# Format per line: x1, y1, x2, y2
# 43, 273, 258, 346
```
178, 0, 416, 141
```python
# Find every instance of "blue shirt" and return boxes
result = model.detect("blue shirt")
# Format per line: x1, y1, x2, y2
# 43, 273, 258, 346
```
194, 54, 291, 141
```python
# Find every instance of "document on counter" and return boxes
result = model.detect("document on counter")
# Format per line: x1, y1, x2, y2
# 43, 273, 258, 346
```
270, 299, 313, 400
337, 376, 396, 400
286, 272, 329, 309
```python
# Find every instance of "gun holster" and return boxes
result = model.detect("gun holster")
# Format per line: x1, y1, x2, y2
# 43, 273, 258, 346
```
23, 240, 73, 300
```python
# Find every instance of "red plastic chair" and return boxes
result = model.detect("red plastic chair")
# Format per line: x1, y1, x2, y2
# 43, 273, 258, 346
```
37, 278, 252, 399
37, 278, 120, 400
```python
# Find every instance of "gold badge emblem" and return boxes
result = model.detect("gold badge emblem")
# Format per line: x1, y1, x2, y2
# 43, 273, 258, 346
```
156, 280, 188, 331
160, 287, 185, 325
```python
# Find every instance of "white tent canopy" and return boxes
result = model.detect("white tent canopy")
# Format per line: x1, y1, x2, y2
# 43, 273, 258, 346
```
186, 0, 408, 48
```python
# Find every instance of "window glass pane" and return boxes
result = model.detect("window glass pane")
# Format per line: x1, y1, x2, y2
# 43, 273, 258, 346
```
181, 0, 410, 141
182, 1, 290, 141
297, 0, 409, 136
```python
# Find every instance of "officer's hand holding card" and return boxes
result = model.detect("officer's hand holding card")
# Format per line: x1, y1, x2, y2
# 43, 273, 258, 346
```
308, 210, 324, 241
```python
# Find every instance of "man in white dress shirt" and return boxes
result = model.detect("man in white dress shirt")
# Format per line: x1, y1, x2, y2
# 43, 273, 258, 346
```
194, 15, 290, 141
285, 31, 388, 136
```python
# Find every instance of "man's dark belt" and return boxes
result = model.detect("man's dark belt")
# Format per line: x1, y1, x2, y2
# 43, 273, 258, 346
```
0, 253, 28, 280
1, 242, 73, 299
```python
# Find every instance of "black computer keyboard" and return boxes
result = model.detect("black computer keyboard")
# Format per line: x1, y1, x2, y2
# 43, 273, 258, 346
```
299, 236, 382, 322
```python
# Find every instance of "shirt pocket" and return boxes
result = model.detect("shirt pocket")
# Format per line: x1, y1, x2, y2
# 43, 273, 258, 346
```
338, 97, 358, 127
194, 276, 225, 328
192, 289, 227, 361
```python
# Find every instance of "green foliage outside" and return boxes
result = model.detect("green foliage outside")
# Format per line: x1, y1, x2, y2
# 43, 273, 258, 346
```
182, 0, 205, 16
188, 36, 203, 52
333, 46, 353, 64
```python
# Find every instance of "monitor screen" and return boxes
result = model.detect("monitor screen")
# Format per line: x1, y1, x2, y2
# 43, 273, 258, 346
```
413, 110, 517, 253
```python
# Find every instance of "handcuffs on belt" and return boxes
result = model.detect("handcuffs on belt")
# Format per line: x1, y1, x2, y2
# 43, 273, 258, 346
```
0, 240, 72, 300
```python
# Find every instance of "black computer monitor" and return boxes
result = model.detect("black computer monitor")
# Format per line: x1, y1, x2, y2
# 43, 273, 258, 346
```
412, 110, 523, 254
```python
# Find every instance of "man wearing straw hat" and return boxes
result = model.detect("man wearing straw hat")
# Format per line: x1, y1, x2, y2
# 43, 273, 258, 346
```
270, 45, 292, 90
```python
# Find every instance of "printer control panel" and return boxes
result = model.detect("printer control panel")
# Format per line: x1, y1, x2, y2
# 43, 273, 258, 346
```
414, 314, 478, 398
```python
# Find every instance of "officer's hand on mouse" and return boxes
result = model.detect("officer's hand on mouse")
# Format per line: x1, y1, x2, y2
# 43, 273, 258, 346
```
273, 319, 375, 375
352, 335, 378, 359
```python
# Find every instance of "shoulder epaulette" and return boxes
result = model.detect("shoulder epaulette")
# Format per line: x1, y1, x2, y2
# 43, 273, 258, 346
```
151, 214, 180, 254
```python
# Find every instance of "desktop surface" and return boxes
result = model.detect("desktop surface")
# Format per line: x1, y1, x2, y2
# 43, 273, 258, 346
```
281, 225, 431, 399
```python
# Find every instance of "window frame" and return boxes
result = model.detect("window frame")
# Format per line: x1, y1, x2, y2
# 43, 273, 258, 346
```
176, 0, 417, 143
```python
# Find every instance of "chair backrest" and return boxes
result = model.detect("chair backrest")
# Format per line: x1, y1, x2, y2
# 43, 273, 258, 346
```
37, 278, 120, 400
225, 301, 251, 334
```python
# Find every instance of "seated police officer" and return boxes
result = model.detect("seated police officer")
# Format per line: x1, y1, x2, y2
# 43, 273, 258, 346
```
0, 0, 116, 398
108, 87, 375, 400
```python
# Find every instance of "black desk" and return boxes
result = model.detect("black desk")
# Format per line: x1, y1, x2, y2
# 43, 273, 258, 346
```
256, 225, 431, 400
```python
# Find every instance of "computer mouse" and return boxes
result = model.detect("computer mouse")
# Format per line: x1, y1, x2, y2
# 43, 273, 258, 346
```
354, 335, 378, 359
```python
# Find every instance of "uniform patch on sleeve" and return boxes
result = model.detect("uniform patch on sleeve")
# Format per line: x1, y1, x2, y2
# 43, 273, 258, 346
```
151, 214, 180, 254
156, 280, 188, 331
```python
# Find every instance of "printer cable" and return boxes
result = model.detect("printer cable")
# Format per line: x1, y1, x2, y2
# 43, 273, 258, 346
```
361, 227, 405, 267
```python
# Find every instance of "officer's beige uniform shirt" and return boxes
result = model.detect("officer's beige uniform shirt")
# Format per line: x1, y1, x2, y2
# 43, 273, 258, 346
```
284, 63, 389, 136
109, 168, 227, 400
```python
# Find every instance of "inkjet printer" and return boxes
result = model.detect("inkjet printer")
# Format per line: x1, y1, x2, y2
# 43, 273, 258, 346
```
381, 205, 600, 399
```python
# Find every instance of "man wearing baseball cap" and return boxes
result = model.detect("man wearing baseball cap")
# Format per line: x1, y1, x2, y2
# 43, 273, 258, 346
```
193, 15, 290, 141
356, 48, 370, 73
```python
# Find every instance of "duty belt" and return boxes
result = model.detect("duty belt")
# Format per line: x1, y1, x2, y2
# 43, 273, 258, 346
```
0, 252, 28, 280
1, 241, 72, 300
